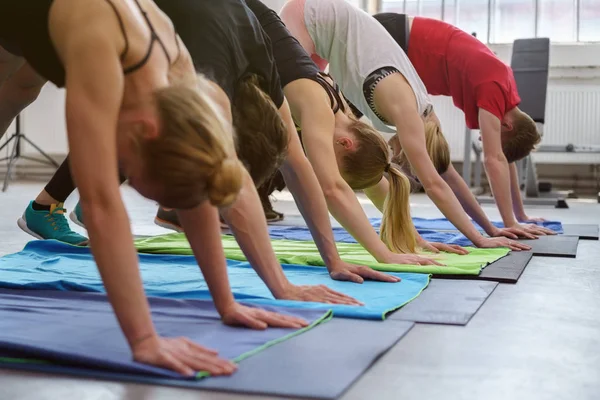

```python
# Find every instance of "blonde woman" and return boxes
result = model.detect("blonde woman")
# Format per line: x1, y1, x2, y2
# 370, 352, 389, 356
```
281, 0, 530, 251
0, 0, 317, 376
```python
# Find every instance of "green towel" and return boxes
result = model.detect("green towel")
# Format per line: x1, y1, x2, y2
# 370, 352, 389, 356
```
134, 234, 509, 275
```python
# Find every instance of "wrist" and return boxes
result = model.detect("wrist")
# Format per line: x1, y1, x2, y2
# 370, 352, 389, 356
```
270, 280, 296, 300
214, 293, 237, 317
471, 234, 488, 247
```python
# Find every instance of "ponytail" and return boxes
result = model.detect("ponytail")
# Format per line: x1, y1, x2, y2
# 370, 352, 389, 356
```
379, 164, 418, 254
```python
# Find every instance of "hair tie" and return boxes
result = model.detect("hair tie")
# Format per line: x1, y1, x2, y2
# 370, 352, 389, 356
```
384, 163, 391, 173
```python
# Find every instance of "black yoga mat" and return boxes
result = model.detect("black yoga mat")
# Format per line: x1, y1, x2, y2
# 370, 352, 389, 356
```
390, 279, 498, 325
562, 224, 599, 240
521, 235, 579, 258
434, 251, 533, 284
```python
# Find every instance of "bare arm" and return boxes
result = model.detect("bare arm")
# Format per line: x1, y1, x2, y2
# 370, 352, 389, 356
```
479, 109, 518, 227
374, 74, 485, 245
442, 163, 499, 236
60, 26, 155, 349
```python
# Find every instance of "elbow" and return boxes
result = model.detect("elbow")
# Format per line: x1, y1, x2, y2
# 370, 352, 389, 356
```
422, 175, 447, 199
78, 191, 125, 229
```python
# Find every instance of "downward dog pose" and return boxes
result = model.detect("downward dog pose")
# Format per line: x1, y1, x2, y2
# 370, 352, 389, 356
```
9, 0, 385, 301
243, 0, 448, 264
0, 0, 355, 377
373, 13, 555, 238
280, 0, 529, 251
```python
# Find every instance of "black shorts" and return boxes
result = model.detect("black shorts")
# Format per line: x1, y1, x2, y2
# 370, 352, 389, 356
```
244, 0, 320, 87
373, 13, 409, 53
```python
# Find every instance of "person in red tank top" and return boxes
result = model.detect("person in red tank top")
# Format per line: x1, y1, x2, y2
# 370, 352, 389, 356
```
376, 14, 554, 237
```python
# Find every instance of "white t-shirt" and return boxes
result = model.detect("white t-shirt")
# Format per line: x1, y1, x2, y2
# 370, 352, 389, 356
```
303, 0, 432, 133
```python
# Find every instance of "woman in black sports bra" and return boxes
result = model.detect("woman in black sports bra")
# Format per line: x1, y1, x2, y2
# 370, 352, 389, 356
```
245, 0, 442, 267
0, 0, 319, 377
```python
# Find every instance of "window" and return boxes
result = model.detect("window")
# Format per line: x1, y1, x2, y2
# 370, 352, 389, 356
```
456, 0, 489, 42
443, 0, 458, 25
421, 0, 443, 19
380, 0, 405, 13
579, 0, 600, 42
538, 0, 577, 42
491, 0, 535, 43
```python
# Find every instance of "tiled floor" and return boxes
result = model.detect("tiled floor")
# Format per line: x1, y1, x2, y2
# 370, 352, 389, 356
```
1, 181, 599, 400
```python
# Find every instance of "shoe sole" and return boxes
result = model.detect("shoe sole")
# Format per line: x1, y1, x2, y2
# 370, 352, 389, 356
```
266, 215, 284, 224
69, 211, 85, 229
17, 216, 89, 246
154, 217, 184, 233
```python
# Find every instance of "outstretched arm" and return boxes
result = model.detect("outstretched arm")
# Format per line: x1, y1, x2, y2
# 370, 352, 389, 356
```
479, 110, 554, 236
509, 162, 555, 231
287, 81, 431, 269
220, 169, 361, 303
373, 73, 527, 251
442, 163, 535, 241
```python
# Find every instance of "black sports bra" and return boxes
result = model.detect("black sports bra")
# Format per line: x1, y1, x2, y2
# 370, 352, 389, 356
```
105, 0, 180, 74
314, 72, 347, 114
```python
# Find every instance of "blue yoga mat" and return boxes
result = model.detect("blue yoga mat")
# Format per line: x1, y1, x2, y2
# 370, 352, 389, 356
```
0, 241, 430, 320
409, 217, 563, 233
0, 289, 330, 379
268, 223, 473, 246
267, 217, 563, 245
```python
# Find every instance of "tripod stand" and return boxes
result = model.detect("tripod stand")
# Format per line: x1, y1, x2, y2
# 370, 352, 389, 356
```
0, 114, 59, 192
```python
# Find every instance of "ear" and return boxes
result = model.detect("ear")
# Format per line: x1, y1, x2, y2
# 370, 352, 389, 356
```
139, 116, 160, 140
336, 137, 354, 150
501, 118, 513, 131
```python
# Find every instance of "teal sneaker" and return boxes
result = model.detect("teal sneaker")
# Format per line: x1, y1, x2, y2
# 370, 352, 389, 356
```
17, 201, 88, 246
69, 202, 85, 228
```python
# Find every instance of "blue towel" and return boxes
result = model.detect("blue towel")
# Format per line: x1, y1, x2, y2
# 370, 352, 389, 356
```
267, 216, 562, 245
409, 217, 563, 233
268, 224, 473, 247
0, 241, 430, 320
0, 289, 330, 379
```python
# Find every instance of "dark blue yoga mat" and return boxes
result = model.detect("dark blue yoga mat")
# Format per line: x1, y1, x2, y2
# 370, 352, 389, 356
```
0, 241, 430, 320
0, 317, 413, 399
0, 289, 330, 379
267, 224, 472, 246
409, 217, 563, 234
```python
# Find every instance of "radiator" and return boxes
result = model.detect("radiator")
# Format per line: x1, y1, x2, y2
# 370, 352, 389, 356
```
436, 82, 600, 164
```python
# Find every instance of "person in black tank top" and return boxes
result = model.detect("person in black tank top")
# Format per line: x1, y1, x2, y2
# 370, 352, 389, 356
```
244, 0, 436, 269
6, 0, 367, 327
0, 0, 348, 376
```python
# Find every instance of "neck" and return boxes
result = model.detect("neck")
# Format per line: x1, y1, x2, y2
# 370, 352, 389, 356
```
122, 67, 169, 109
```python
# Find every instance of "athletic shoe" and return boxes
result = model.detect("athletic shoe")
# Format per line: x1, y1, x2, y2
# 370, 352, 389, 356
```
154, 207, 183, 232
262, 197, 284, 223
69, 202, 85, 228
17, 201, 88, 246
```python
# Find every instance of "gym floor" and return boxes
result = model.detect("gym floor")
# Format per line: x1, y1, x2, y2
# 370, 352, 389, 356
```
1, 182, 599, 400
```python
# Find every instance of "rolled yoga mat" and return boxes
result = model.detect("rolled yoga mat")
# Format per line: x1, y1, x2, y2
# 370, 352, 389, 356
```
0, 241, 430, 320
0, 313, 414, 400
0, 289, 331, 379
134, 234, 510, 276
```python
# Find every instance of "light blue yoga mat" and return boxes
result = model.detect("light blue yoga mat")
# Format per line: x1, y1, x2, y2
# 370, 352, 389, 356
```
0, 241, 430, 320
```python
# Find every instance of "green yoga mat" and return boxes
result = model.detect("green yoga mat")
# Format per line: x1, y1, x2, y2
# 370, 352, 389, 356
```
134, 234, 509, 276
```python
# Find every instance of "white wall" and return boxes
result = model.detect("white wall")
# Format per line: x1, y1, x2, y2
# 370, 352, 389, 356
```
8, 28, 600, 166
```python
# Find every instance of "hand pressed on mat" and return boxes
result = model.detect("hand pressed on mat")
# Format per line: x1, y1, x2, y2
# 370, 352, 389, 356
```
132, 334, 237, 377
276, 282, 364, 305
476, 236, 530, 251
419, 240, 469, 255
381, 251, 445, 266
328, 259, 401, 284
221, 302, 310, 330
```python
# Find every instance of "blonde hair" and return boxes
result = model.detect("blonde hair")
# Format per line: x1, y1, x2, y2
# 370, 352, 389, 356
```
232, 74, 288, 187
141, 80, 243, 209
338, 118, 417, 254
503, 110, 540, 162
393, 120, 450, 176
